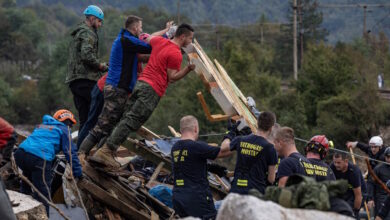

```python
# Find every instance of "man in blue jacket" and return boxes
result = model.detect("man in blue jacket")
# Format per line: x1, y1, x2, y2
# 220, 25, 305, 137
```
14, 109, 82, 216
79, 16, 173, 158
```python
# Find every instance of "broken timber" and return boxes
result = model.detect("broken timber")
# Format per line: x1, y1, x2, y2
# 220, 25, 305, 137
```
77, 178, 150, 220
186, 39, 257, 132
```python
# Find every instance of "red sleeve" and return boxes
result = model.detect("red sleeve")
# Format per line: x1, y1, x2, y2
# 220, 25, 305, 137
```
97, 73, 108, 91
0, 117, 14, 148
167, 51, 182, 71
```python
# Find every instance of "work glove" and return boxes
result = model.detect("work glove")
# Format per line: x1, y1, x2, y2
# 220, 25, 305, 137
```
353, 208, 360, 218
207, 162, 228, 177
99, 62, 109, 72
238, 126, 252, 136
223, 119, 240, 141
247, 96, 256, 108
346, 141, 357, 149
165, 25, 177, 39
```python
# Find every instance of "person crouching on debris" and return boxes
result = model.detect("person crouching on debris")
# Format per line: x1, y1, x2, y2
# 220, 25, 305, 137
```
171, 115, 232, 219
14, 109, 82, 216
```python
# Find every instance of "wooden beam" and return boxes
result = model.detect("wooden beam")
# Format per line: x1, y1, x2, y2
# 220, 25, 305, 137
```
78, 179, 150, 220
167, 126, 181, 138
197, 92, 230, 122
146, 162, 165, 188
151, 211, 160, 220
137, 126, 161, 141
122, 138, 172, 171
105, 207, 122, 220
83, 162, 145, 210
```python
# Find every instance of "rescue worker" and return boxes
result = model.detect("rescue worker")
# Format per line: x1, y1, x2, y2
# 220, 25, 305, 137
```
76, 73, 107, 148
331, 152, 367, 218
368, 147, 390, 219
171, 115, 231, 219
304, 135, 336, 181
0, 117, 17, 164
14, 110, 82, 216
347, 136, 387, 169
274, 127, 311, 187
79, 18, 175, 156
376, 180, 390, 220
221, 111, 278, 194
76, 31, 173, 149
66, 5, 108, 133
90, 24, 195, 169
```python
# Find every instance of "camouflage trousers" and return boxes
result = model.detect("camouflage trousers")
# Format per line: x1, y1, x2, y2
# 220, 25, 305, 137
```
106, 81, 160, 151
90, 85, 129, 143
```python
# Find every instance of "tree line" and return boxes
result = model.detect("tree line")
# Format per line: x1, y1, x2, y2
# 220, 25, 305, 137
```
0, 1, 389, 151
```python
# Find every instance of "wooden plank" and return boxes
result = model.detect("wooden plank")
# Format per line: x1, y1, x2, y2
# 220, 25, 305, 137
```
78, 179, 150, 220
187, 52, 215, 83
83, 162, 144, 210
214, 59, 247, 105
105, 207, 122, 220
193, 40, 236, 106
137, 126, 161, 141
146, 162, 165, 188
167, 126, 181, 138
122, 138, 172, 171
151, 211, 160, 220
197, 92, 231, 122
214, 60, 257, 132
209, 85, 237, 116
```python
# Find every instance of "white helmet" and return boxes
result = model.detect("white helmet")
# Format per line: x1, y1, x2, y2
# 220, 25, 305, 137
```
369, 136, 383, 147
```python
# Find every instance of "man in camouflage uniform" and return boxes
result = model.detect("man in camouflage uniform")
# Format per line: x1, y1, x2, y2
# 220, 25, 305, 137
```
89, 24, 196, 169
66, 5, 108, 133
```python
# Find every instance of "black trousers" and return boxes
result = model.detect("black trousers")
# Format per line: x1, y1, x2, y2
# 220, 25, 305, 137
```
14, 149, 52, 216
69, 79, 96, 132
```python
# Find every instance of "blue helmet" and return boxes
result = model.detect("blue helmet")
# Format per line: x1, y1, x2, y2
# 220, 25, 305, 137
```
83, 5, 104, 21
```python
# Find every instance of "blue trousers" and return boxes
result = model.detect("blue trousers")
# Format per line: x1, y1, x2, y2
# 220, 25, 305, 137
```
14, 148, 52, 216
77, 85, 104, 148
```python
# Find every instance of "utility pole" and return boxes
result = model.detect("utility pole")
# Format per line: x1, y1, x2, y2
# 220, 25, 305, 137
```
298, 0, 304, 67
363, 5, 367, 41
216, 18, 220, 51
177, 0, 181, 24
293, 0, 298, 80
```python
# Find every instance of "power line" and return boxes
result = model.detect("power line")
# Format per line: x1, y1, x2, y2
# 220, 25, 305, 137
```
319, 4, 390, 8
295, 137, 390, 166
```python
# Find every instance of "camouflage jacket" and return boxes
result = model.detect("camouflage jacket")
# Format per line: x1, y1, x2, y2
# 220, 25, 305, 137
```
66, 22, 102, 83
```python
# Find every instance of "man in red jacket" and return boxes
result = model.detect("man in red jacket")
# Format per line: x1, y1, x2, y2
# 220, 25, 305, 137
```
0, 117, 16, 164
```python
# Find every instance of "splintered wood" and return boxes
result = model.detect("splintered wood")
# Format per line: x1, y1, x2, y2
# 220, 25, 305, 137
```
187, 40, 257, 132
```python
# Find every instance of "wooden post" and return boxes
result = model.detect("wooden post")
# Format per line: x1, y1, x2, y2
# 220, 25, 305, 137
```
293, 0, 298, 80
349, 148, 370, 219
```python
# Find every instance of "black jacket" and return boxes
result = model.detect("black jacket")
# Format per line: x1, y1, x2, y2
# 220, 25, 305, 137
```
378, 195, 390, 219
356, 142, 387, 169
368, 163, 390, 215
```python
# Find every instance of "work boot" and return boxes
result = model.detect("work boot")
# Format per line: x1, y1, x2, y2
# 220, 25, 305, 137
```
89, 144, 120, 169
79, 134, 97, 154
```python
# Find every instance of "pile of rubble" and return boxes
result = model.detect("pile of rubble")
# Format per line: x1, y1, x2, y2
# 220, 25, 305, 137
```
1, 126, 229, 220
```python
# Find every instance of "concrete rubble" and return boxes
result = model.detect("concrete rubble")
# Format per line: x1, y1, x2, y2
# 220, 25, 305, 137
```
216, 193, 353, 220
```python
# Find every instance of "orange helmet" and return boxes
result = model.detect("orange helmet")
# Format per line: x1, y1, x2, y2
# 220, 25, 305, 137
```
53, 109, 76, 125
